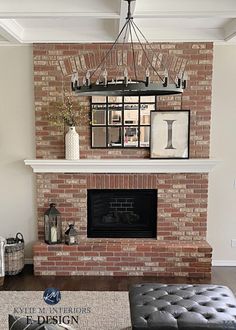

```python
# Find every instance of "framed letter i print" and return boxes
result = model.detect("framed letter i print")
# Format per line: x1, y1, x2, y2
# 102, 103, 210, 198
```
150, 110, 190, 159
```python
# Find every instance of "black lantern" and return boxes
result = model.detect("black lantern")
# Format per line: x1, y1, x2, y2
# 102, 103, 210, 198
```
65, 224, 79, 245
44, 203, 62, 244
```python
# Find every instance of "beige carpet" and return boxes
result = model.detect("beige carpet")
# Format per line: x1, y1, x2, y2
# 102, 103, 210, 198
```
0, 291, 131, 330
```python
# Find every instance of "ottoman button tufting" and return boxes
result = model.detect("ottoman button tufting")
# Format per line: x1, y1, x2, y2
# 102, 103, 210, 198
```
129, 284, 236, 330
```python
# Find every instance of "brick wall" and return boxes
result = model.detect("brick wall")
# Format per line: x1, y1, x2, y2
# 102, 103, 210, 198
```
33, 42, 213, 277
34, 42, 213, 159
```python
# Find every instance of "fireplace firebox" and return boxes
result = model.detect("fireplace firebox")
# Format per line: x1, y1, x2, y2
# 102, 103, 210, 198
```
87, 189, 157, 238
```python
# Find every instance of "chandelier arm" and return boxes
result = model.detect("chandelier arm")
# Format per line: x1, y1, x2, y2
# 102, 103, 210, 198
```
128, 20, 138, 82
117, 19, 130, 81
180, 58, 188, 78
131, 20, 179, 83
122, 18, 130, 46
130, 19, 163, 82
90, 19, 129, 80
122, 17, 130, 64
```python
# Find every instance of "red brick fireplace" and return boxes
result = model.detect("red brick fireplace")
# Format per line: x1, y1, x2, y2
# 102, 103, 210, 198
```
31, 42, 214, 277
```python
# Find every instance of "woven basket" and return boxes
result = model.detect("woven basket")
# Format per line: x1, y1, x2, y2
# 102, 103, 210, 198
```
5, 242, 24, 275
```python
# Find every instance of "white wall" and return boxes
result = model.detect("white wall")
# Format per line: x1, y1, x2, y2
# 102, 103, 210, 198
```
208, 44, 236, 265
0, 45, 36, 259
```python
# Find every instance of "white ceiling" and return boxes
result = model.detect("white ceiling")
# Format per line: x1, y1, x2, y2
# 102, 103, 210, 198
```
0, 0, 236, 44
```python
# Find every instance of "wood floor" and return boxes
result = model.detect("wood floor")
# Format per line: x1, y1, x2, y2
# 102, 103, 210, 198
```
1, 265, 236, 292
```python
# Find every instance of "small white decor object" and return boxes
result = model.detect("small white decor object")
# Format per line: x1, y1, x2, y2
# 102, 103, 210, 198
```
65, 126, 80, 160
0, 236, 5, 285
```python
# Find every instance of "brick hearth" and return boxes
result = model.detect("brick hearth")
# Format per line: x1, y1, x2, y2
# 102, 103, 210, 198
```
34, 241, 211, 277
32, 42, 213, 277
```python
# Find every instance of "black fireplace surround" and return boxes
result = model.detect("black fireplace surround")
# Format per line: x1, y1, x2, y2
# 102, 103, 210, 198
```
87, 189, 157, 238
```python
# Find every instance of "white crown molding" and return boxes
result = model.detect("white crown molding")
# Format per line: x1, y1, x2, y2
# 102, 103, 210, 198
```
0, 19, 23, 43
223, 18, 236, 41
24, 159, 220, 174
212, 260, 236, 266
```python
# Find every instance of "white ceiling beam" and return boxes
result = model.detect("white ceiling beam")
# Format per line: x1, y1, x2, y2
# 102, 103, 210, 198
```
223, 18, 236, 41
134, 27, 224, 42
134, 0, 236, 17
0, 0, 120, 19
135, 11, 236, 19
0, 19, 23, 43
22, 25, 116, 44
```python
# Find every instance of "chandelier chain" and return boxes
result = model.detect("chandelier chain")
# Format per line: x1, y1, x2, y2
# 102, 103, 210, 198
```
130, 19, 163, 82
128, 20, 138, 82
90, 19, 129, 80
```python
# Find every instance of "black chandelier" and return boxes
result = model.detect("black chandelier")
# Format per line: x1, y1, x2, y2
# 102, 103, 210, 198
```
71, 0, 187, 97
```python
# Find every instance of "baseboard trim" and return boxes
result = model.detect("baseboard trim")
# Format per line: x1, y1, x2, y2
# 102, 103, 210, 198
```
24, 258, 33, 264
212, 260, 236, 266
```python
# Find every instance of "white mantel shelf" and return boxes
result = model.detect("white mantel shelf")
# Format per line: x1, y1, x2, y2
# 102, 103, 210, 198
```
24, 159, 219, 174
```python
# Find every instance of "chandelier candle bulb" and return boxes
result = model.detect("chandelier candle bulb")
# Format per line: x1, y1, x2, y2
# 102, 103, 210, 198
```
71, 73, 76, 90
182, 72, 188, 89
103, 69, 108, 86
163, 69, 168, 87
146, 67, 150, 86
124, 68, 128, 86
177, 77, 182, 88
86, 71, 90, 86
75, 80, 78, 89
75, 73, 79, 89
71, 73, 75, 84
73, 72, 79, 89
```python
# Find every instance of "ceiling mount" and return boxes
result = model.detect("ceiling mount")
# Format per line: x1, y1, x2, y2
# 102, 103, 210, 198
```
71, 0, 187, 97
124, 0, 135, 19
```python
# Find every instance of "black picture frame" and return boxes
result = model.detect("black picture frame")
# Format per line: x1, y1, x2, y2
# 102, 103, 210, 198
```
150, 110, 190, 159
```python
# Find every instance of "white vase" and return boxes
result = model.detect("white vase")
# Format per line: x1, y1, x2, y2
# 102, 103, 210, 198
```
65, 126, 80, 160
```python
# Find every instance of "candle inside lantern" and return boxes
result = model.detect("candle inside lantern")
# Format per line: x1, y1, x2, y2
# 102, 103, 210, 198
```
51, 225, 57, 243
70, 236, 75, 244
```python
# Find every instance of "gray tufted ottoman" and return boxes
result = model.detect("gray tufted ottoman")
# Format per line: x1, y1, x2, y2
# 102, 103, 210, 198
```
129, 283, 236, 329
